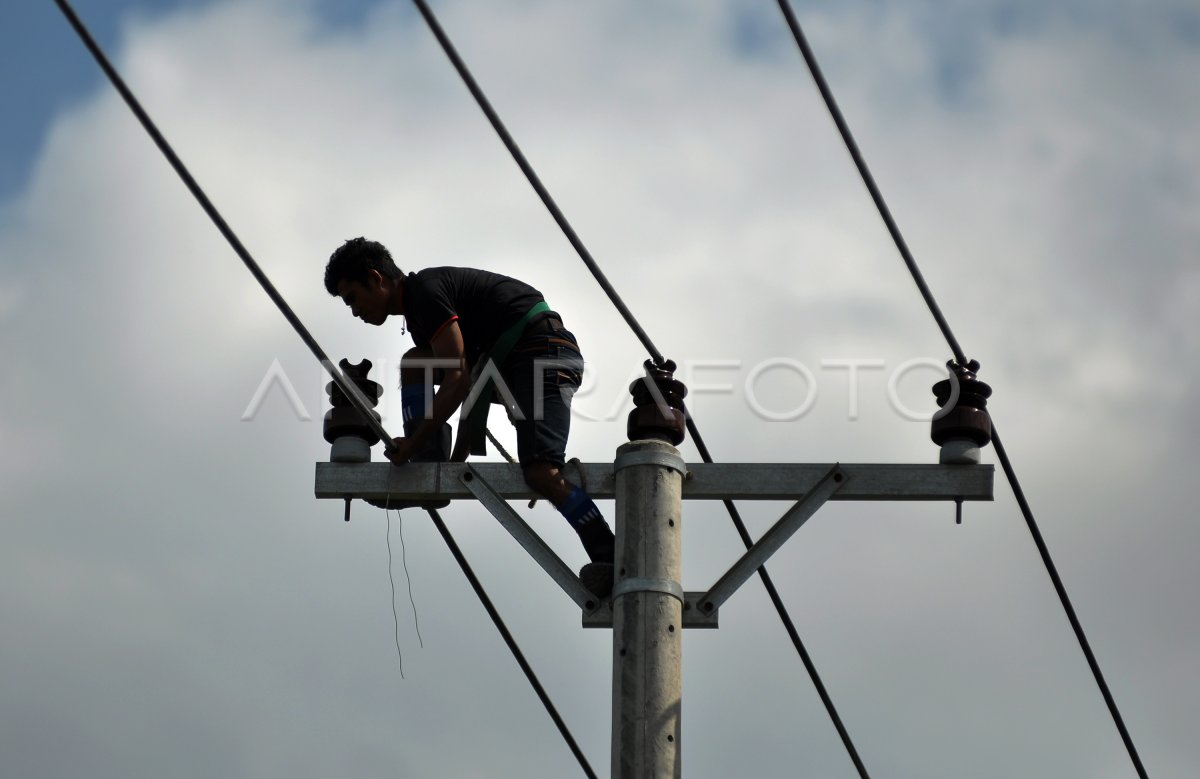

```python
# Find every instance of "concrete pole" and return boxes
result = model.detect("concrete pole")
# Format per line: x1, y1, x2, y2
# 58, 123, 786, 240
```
611, 439, 685, 779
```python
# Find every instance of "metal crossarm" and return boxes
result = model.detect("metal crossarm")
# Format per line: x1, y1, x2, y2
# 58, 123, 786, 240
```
700, 464, 846, 614
320, 461, 994, 632
458, 466, 602, 612
316, 462, 994, 502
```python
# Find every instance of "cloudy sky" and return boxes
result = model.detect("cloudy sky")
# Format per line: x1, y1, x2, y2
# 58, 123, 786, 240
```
3, 0, 1198, 776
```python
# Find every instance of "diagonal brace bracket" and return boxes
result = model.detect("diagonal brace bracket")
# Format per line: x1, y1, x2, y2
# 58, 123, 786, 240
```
699, 464, 847, 615
459, 466, 601, 613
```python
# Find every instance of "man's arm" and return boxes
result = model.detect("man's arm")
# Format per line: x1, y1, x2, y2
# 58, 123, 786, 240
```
386, 321, 470, 464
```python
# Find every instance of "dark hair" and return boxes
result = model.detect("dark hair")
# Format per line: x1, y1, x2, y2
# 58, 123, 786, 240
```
324, 237, 404, 295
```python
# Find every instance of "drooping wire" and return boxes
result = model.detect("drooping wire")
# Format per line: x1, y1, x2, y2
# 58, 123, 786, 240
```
408, 2, 870, 775
53, 3, 593, 775
396, 509, 425, 648
383, 475, 425, 679
425, 508, 598, 779
385, 478, 425, 657
773, 2, 1147, 775
385, 509, 406, 679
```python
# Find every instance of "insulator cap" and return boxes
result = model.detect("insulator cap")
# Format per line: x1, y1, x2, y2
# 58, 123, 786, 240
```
627, 359, 688, 445
323, 358, 383, 445
931, 359, 993, 448
325, 358, 382, 407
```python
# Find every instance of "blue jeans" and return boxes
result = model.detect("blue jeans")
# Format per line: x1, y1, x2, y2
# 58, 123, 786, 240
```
499, 329, 584, 467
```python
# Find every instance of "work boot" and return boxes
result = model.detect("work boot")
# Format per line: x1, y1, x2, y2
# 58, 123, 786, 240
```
368, 423, 453, 511
579, 561, 615, 600
576, 517, 615, 599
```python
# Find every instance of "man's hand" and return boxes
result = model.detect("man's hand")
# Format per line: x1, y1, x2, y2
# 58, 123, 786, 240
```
384, 437, 418, 466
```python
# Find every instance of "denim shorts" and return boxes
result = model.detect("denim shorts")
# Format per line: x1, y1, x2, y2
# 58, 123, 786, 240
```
498, 328, 585, 467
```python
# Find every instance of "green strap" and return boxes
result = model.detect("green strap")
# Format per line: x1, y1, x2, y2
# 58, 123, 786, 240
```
466, 299, 552, 456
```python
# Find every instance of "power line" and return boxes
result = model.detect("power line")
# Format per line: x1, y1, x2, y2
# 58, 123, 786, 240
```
773, 2, 1148, 775
993, 428, 1148, 777
685, 419, 872, 777
52, 3, 596, 776
426, 508, 599, 779
50, 0, 390, 450
772, 0, 967, 367
407, 1, 872, 775
56, 0, 1129, 772
407, 0, 665, 366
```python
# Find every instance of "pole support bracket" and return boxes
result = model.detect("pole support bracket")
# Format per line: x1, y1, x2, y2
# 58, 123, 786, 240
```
613, 449, 688, 475
611, 577, 685, 604
458, 466, 601, 613
699, 463, 847, 614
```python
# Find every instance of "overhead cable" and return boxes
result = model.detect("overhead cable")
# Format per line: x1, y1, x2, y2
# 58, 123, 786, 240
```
772, 2, 1148, 775
992, 428, 1148, 778
407, 2, 871, 776
407, 0, 666, 366
53, 4, 595, 776
773, 1, 968, 366
426, 508, 599, 779
51, 0, 390, 448
685, 418, 872, 778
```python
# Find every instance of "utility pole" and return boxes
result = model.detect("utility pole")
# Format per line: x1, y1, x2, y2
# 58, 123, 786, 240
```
315, 359, 995, 779
610, 361, 688, 778
612, 438, 685, 777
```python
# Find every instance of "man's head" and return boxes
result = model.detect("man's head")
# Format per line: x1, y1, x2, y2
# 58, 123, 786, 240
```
325, 237, 405, 326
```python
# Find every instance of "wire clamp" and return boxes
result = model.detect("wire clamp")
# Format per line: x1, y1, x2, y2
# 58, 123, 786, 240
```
613, 449, 688, 476
611, 577, 685, 604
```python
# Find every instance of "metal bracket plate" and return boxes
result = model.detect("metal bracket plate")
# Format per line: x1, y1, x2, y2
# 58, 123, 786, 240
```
582, 591, 719, 630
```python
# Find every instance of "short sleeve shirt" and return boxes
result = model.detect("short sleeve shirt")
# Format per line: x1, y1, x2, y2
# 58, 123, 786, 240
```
404, 267, 548, 365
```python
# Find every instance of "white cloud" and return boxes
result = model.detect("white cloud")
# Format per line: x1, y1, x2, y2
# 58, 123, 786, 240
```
3, 0, 1198, 776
